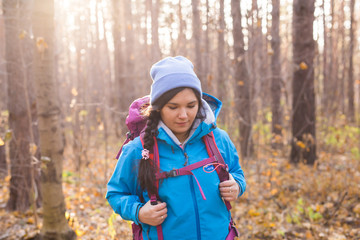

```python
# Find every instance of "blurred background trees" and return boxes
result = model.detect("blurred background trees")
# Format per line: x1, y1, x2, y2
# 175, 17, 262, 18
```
0, 0, 359, 213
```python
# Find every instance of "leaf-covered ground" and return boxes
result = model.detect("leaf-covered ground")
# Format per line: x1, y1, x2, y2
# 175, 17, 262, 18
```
1, 142, 360, 240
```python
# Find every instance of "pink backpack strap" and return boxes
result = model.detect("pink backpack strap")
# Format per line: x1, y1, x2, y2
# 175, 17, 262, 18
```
203, 132, 232, 211
141, 136, 164, 240
155, 156, 217, 200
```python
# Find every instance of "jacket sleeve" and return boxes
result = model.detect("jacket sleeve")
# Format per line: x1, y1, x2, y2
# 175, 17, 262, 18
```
106, 140, 144, 224
214, 128, 246, 196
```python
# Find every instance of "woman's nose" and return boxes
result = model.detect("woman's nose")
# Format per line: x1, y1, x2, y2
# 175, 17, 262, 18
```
178, 108, 187, 118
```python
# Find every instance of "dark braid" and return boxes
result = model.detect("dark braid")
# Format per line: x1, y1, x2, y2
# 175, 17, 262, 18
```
138, 87, 204, 195
138, 109, 160, 195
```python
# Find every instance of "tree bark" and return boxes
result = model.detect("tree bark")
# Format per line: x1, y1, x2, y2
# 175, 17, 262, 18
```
32, 0, 76, 238
178, 0, 187, 56
271, 0, 283, 148
348, 0, 355, 122
4, 0, 40, 212
150, 0, 161, 61
290, 0, 316, 165
0, 144, 6, 178
112, 0, 124, 137
321, 0, 329, 114
231, 0, 253, 159
217, 0, 226, 101
192, 0, 203, 83
0, 5, 7, 177
203, 0, 210, 94
217, 0, 227, 123
123, 0, 136, 106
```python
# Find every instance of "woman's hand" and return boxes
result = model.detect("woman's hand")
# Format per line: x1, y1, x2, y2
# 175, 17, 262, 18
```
219, 174, 240, 202
138, 200, 167, 226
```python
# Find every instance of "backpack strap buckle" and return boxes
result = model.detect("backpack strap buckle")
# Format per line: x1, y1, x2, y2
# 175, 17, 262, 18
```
165, 169, 178, 178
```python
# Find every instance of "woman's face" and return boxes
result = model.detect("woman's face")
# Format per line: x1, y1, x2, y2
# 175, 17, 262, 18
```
160, 88, 199, 143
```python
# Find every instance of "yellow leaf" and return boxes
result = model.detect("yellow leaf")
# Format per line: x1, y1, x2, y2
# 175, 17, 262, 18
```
296, 141, 306, 149
257, 19, 262, 28
270, 189, 278, 196
29, 143, 37, 156
71, 88, 78, 96
354, 204, 360, 214
36, 37, 48, 53
268, 48, 274, 55
27, 217, 34, 224
237, 81, 244, 86
5, 130, 12, 141
75, 229, 85, 237
0, 137, 4, 146
299, 61, 308, 70
248, 209, 260, 217
19, 30, 27, 39
305, 230, 314, 239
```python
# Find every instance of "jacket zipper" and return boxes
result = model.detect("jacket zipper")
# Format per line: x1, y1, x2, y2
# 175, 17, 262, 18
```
183, 145, 201, 240
160, 132, 202, 239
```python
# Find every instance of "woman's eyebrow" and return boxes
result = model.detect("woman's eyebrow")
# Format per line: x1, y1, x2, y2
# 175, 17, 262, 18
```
167, 100, 197, 105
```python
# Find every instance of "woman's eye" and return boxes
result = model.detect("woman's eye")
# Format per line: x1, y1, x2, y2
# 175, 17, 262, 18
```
188, 105, 196, 108
168, 106, 177, 110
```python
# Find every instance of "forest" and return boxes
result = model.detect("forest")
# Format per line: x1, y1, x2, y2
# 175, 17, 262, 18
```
0, 0, 359, 239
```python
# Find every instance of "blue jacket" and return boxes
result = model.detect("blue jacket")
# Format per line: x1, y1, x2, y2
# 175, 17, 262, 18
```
106, 94, 246, 240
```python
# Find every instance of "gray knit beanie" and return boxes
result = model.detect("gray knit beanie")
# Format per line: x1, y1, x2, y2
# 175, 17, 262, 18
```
150, 56, 202, 104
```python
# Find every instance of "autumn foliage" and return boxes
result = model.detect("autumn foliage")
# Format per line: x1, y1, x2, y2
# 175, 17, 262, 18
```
1, 112, 359, 239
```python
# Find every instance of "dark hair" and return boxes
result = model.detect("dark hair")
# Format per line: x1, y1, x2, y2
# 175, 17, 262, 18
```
138, 87, 204, 195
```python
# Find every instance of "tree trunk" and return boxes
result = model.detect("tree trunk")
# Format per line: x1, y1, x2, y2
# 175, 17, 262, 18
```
150, 0, 161, 61
32, 0, 76, 238
271, 0, 283, 148
192, 0, 203, 83
217, 0, 226, 123
203, 0, 211, 94
123, 0, 136, 106
328, 0, 335, 114
217, 0, 226, 101
0, 144, 5, 178
321, 0, 329, 116
231, 0, 253, 159
290, 0, 316, 165
112, 0, 124, 137
339, 0, 346, 114
348, 0, 355, 122
178, 0, 187, 56
0, 4, 7, 178
4, 0, 39, 212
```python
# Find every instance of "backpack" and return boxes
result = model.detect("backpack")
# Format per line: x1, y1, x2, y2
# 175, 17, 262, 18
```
115, 95, 239, 240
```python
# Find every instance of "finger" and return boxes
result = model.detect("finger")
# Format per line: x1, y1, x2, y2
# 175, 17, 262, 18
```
156, 207, 168, 217
152, 202, 167, 211
219, 180, 233, 187
219, 185, 234, 193
158, 213, 167, 225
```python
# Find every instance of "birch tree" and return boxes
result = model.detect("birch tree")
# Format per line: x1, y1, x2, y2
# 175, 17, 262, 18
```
32, 0, 76, 238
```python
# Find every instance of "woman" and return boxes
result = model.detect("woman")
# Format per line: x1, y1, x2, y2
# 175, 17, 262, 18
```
107, 56, 246, 240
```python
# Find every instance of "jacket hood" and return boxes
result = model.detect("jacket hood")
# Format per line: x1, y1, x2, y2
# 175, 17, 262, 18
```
157, 93, 222, 145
